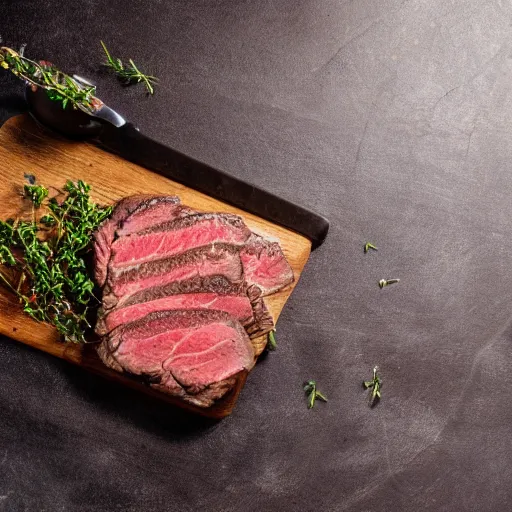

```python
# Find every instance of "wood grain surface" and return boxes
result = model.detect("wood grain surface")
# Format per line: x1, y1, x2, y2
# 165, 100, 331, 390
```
0, 114, 311, 418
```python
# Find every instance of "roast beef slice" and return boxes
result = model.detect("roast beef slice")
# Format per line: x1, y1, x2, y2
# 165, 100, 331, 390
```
93, 195, 157, 287
102, 243, 244, 310
96, 275, 267, 336
240, 233, 294, 296
109, 213, 251, 268
97, 309, 255, 407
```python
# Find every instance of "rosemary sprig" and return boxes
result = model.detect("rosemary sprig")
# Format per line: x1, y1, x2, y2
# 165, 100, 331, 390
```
0, 178, 113, 343
101, 41, 157, 95
363, 366, 382, 407
303, 380, 328, 409
0, 46, 98, 113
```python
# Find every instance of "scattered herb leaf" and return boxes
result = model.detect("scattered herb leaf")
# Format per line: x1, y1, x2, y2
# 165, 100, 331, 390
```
267, 329, 277, 351
363, 366, 382, 407
379, 278, 400, 288
100, 41, 157, 95
0, 46, 98, 113
364, 242, 378, 253
0, 179, 113, 343
303, 380, 328, 409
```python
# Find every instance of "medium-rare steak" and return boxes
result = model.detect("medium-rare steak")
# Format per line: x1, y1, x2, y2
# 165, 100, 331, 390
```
109, 213, 251, 268
94, 195, 185, 287
240, 233, 294, 296
93, 195, 295, 408
93, 195, 155, 287
96, 275, 271, 336
97, 309, 255, 407
116, 196, 190, 237
102, 243, 243, 310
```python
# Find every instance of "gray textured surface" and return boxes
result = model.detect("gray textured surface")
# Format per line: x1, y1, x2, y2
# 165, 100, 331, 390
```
1, 0, 512, 510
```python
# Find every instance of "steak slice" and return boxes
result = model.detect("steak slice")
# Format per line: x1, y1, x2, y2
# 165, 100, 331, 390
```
240, 234, 294, 296
97, 275, 254, 335
102, 243, 243, 310
116, 196, 189, 237
109, 213, 251, 269
94, 195, 185, 286
97, 309, 255, 407
93, 195, 154, 287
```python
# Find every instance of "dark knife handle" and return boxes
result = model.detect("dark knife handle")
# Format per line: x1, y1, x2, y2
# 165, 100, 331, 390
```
97, 122, 329, 248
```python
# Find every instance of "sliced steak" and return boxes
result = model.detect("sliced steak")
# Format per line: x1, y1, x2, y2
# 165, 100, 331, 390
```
102, 243, 243, 310
93, 195, 153, 287
94, 195, 185, 286
240, 233, 294, 296
116, 196, 189, 237
93, 195, 292, 408
97, 309, 255, 407
97, 275, 254, 335
109, 213, 251, 268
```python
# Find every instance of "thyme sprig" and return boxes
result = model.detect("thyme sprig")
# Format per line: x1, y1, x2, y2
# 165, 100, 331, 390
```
24, 184, 48, 207
0, 179, 113, 343
363, 366, 382, 407
101, 41, 157, 95
0, 46, 98, 113
304, 380, 328, 409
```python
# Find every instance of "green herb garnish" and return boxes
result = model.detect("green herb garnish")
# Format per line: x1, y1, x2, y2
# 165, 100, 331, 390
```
0, 179, 112, 343
379, 278, 400, 288
267, 329, 277, 351
364, 242, 378, 253
303, 380, 328, 409
101, 41, 157, 95
363, 366, 382, 407
0, 46, 98, 113
24, 184, 49, 208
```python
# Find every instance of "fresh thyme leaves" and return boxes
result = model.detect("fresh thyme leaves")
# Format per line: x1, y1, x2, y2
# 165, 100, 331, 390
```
363, 366, 382, 407
0, 46, 98, 113
100, 41, 157, 95
379, 278, 400, 288
40, 214, 56, 226
0, 179, 112, 343
364, 242, 378, 253
267, 329, 277, 351
24, 184, 48, 208
303, 380, 328, 409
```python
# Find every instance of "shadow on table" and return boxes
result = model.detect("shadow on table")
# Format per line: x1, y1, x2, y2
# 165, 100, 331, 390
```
59, 362, 223, 438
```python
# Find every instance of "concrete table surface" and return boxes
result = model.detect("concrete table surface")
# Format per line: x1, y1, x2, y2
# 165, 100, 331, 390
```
1, 1, 512, 510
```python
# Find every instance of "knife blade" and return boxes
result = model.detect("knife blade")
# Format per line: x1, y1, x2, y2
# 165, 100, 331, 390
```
96, 122, 329, 248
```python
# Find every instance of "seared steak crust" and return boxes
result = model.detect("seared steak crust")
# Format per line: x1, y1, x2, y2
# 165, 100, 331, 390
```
94, 196, 294, 407
97, 310, 255, 407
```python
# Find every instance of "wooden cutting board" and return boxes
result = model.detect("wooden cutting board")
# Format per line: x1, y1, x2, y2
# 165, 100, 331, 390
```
0, 114, 311, 418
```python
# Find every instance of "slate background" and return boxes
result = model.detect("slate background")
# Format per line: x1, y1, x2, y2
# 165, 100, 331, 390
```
2, 0, 512, 510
